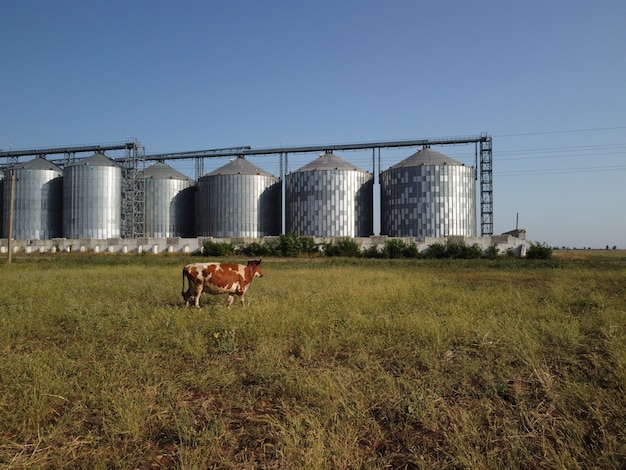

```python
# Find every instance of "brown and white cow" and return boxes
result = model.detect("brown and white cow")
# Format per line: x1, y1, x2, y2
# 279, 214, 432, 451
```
181, 260, 263, 308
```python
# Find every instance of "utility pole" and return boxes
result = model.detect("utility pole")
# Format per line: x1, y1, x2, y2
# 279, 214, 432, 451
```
7, 169, 15, 264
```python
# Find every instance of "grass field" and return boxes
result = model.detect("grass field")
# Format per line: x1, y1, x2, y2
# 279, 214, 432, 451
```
1, 252, 625, 469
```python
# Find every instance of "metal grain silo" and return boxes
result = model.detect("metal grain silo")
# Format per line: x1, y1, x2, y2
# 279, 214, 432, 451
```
142, 162, 195, 238
2, 157, 63, 239
63, 153, 122, 239
380, 147, 476, 238
197, 157, 280, 237
285, 152, 373, 237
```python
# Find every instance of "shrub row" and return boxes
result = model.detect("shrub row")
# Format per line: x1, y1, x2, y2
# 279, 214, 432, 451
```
202, 234, 317, 258
202, 234, 546, 259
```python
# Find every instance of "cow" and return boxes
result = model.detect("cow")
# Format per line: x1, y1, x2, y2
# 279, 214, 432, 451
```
181, 259, 263, 309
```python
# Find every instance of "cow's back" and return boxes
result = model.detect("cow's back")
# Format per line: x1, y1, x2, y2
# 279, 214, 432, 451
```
201, 263, 245, 294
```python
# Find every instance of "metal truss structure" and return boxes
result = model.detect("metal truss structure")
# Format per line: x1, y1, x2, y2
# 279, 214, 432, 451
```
1, 135, 494, 237
0, 141, 146, 239
121, 144, 146, 239
479, 138, 494, 236
143, 135, 494, 236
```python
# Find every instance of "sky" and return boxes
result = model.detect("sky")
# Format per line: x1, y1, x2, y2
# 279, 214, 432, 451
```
1, 0, 625, 248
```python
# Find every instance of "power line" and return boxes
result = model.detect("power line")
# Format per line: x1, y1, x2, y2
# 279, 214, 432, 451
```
496, 143, 626, 158
497, 143, 626, 153
496, 165, 626, 176
494, 126, 626, 138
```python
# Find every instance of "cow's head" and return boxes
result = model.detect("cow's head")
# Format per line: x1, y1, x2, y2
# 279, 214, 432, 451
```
247, 259, 263, 278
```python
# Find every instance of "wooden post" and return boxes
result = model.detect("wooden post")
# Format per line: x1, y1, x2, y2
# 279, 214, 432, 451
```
7, 170, 15, 264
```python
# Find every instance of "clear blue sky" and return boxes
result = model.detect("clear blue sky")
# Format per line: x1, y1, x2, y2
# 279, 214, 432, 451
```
2, 0, 625, 248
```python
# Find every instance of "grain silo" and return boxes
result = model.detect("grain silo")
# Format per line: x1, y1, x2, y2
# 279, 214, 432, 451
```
197, 157, 281, 238
285, 152, 373, 237
2, 157, 63, 239
142, 162, 195, 238
380, 147, 476, 238
63, 153, 122, 239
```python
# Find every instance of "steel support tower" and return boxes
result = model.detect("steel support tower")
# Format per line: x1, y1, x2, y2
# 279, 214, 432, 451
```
479, 137, 493, 236
121, 143, 146, 239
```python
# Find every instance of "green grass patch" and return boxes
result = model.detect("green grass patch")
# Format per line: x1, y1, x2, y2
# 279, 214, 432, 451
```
0, 255, 625, 468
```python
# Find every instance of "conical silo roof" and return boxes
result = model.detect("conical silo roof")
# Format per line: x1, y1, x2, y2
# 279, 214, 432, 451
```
143, 162, 193, 182
390, 147, 464, 169
206, 157, 275, 177
16, 157, 62, 172
295, 151, 366, 172
68, 152, 121, 168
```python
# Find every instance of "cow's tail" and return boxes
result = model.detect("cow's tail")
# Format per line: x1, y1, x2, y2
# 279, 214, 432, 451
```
181, 267, 187, 296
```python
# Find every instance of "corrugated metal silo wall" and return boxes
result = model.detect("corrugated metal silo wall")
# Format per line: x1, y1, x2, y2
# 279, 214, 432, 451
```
197, 174, 281, 238
144, 178, 196, 238
286, 169, 373, 237
63, 164, 122, 239
4, 167, 62, 239
380, 164, 476, 237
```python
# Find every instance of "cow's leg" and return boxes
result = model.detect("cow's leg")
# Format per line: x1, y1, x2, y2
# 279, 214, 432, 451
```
193, 282, 203, 308
183, 289, 193, 307
227, 294, 234, 309
184, 290, 195, 308
239, 294, 245, 308
182, 271, 193, 307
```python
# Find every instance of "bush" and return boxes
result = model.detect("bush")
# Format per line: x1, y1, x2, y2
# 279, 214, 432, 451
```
425, 242, 447, 259
526, 242, 553, 260
382, 239, 420, 259
382, 239, 407, 258
273, 233, 318, 257
363, 245, 383, 259
240, 242, 273, 257
425, 240, 483, 259
462, 243, 483, 259
202, 240, 235, 257
402, 243, 420, 259
324, 239, 362, 257
484, 244, 500, 259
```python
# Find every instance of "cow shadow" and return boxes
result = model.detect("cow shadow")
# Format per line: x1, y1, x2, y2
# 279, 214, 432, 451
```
161, 295, 227, 310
